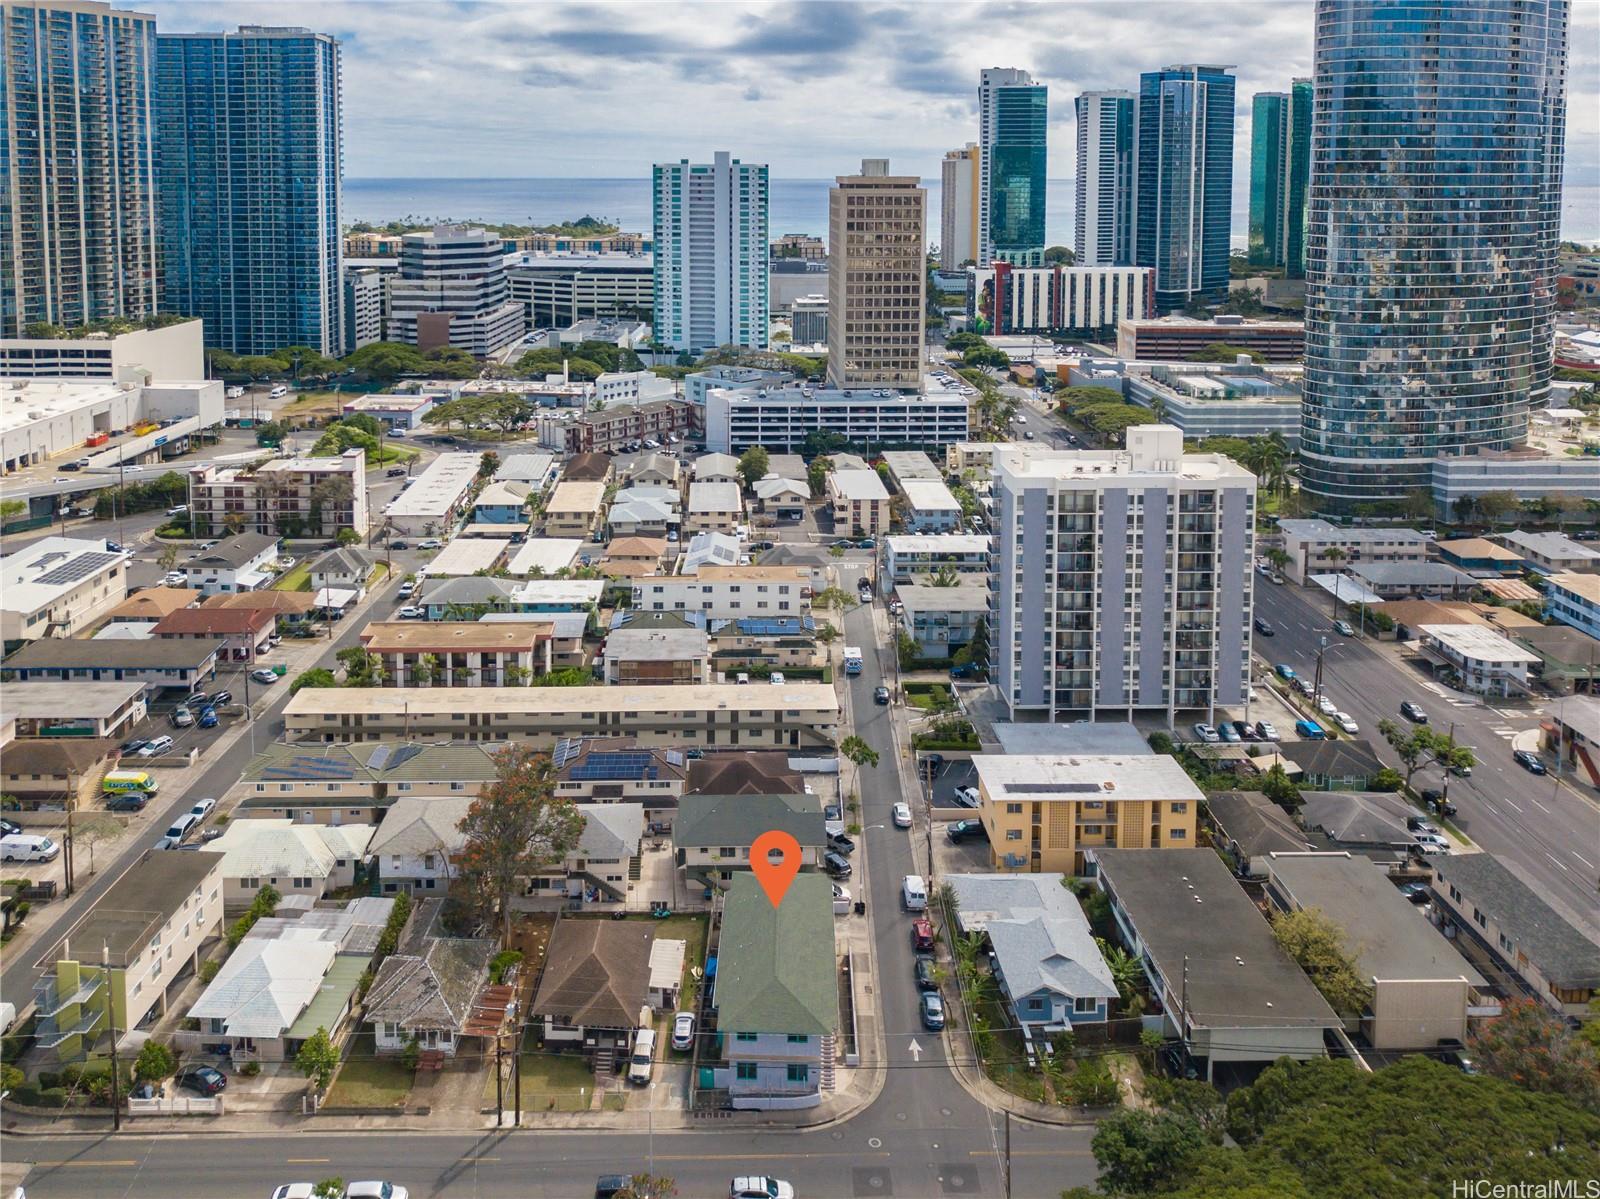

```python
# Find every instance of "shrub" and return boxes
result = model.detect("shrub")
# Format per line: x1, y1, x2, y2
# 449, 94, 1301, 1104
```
135, 1039, 176, 1081
37, 1070, 62, 1090
38, 1086, 69, 1108
199, 959, 221, 984
240, 1060, 261, 1077
0, 1064, 22, 1092
488, 949, 523, 985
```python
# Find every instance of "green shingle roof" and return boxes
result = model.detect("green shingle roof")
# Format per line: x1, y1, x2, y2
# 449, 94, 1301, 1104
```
715, 874, 835, 1037
674, 793, 825, 849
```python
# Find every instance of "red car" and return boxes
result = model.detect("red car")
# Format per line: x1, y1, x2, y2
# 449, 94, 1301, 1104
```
910, 918, 935, 952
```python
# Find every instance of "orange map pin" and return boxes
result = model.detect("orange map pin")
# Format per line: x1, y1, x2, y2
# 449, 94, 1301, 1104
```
750, 829, 801, 908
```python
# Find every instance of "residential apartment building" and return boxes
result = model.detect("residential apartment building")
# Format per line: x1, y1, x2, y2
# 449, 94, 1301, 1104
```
827, 469, 890, 536
1, 536, 129, 642
652, 152, 768, 354
2, 638, 220, 692
551, 738, 688, 817
992, 425, 1256, 721
157, 25, 343, 356
1116, 314, 1304, 362
2, 0, 160, 338
974, 753, 1203, 873
151, 606, 274, 663
709, 874, 835, 1109
885, 535, 990, 584
544, 480, 607, 539
366, 796, 471, 895
1543, 573, 1600, 640
174, 532, 280, 595
2, 680, 146, 740
603, 626, 711, 686
826, 159, 925, 390
632, 565, 811, 620
508, 230, 651, 254
1074, 91, 1136, 266
899, 478, 962, 533
702, 380, 969, 454
940, 144, 980, 269
38, 853, 221, 1062
208, 819, 373, 909
344, 266, 384, 351
235, 740, 504, 823
1119, 361, 1303, 444
283, 683, 841, 751
505, 252, 654, 328
1276, 519, 1429, 585
187, 449, 368, 539
1135, 64, 1236, 309
685, 481, 742, 535
388, 225, 525, 356
975, 263, 1153, 340
381, 452, 481, 536
359, 621, 555, 686
978, 67, 1048, 266
1497, 530, 1600, 575
897, 584, 989, 657
772, 232, 825, 261
1247, 81, 1310, 277
540, 399, 698, 455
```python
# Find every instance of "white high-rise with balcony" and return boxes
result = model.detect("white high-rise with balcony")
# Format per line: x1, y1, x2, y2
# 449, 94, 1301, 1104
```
1074, 91, 1136, 265
652, 152, 768, 354
992, 426, 1256, 724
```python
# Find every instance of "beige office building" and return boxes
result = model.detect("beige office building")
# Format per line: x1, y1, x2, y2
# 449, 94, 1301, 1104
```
827, 159, 926, 391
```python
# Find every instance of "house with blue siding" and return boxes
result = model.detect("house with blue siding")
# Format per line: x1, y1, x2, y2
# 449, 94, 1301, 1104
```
472, 481, 531, 525
946, 874, 1117, 1034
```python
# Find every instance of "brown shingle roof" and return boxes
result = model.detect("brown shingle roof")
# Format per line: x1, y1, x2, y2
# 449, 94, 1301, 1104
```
531, 920, 654, 1029
0, 738, 117, 778
562, 452, 612, 482
103, 587, 199, 622
686, 751, 803, 796
152, 607, 275, 637
201, 591, 318, 614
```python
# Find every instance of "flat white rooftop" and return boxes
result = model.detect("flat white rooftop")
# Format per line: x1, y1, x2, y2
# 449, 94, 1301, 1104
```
0, 378, 138, 436
425, 538, 509, 577
973, 753, 1205, 804
887, 534, 990, 555
286, 682, 840, 718
831, 469, 889, 502
383, 452, 481, 519
507, 537, 582, 577
1418, 623, 1542, 665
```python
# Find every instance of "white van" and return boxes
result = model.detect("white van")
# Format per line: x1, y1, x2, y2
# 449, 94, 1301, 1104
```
901, 874, 928, 912
157, 813, 199, 850
1, 834, 60, 863
627, 1027, 656, 1085
269, 385, 288, 399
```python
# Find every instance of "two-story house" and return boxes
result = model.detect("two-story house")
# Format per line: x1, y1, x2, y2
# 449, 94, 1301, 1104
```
674, 793, 825, 891
368, 796, 473, 894
176, 532, 281, 596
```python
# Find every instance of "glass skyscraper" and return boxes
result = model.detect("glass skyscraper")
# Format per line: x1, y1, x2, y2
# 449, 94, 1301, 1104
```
652, 152, 768, 354
1247, 80, 1310, 278
1074, 91, 1135, 267
1135, 64, 1235, 311
2, 1, 159, 338
1299, 0, 1569, 513
978, 68, 1047, 267
157, 25, 343, 357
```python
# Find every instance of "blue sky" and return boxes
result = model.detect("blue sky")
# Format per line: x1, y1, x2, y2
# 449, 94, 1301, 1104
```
145, 0, 1599, 191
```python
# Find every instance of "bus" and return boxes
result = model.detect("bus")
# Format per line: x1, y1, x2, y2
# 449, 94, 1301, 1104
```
102, 769, 159, 796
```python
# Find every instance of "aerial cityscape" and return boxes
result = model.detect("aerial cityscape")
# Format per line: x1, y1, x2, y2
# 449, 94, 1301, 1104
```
2, 1, 1600, 1197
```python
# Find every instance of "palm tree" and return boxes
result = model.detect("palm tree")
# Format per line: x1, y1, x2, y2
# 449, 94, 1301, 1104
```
1321, 547, 1347, 616
1095, 937, 1145, 1014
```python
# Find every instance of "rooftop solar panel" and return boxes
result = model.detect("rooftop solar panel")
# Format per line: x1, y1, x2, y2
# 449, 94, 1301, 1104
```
33, 551, 121, 587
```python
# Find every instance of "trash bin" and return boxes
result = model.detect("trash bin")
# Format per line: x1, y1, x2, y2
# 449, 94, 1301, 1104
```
854, 900, 866, 915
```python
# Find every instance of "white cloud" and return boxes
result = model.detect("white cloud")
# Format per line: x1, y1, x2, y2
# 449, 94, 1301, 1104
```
144, 0, 1598, 186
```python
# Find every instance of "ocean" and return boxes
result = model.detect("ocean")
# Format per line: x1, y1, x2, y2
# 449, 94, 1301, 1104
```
343, 176, 1600, 247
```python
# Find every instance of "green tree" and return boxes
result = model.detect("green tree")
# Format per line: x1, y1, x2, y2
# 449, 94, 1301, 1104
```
840, 736, 879, 769
807, 455, 834, 497
295, 1027, 339, 1093
1469, 998, 1600, 1111
1260, 764, 1300, 807
1269, 908, 1372, 1017
290, 667, 338, 695
614, 1174, 678, 1199
1187, 342, 1265, 364
1089, 1109, 1210, 1193
457, 744, 584, 939
1069, 1059, 1120, 1106
930, 565, 960, 587
1043, 245, 1075, 266
0, 498, 27, 525
336, 646, 386, 688
134, 1039, 176, 1082
1144, 1076, 1227, 1142
895, 628, 919, 667
311, 1179, 344, 1199
336, 527, 363, 547
736, 446, 769, 489
1474, 489, 1520, 527
479, 450, 501, 479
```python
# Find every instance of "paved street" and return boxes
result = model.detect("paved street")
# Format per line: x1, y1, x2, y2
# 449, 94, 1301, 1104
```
1252, 580, 1600, 925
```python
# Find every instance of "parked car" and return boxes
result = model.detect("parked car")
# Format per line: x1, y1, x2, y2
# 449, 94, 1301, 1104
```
1398, 881, 1430, 904
910, 918, 936, 952
914, 954, 938, 992
891, 802, 912, 829
729, 1179, 795, 1199
106, 793, 148, 813
1191, 723, 1220, 743
768, 672, 786, 686
1400, 700, 1429, 724
138, 735, 174, 757
251, 668, 279, 684
823, 803, 844, 838
1254, 720, 1278, 741
1414, 832, 1450, 851
1406, 815, 1440, 835
210, 690, 232, 707
874, 685, 891, 705
387, 466, 409, 477
856, 538, 876, 550
1419, 789, 1443, 808
165, 504, 189, 517
397, 605, 424, 620
0, 819, 19, 838
832, 539, 854, 550
946, 819, 987, 844
1, 835, 59, 863
1253, 617, 1274, 636
595, 1176, 632, 1199
175, 1065, 226, 1095
189, 797, 217, 821
1512, 749, 1547, 775
1218, 723, 1242, 743
1334, 712, 1359, 734
671, 1012, 696, 1052
1274, 663, 1297, 681
920, 992, 946, 1031
396, 580, 415, 598
1334, 620, 1356, 637
823, 851, 852, 879
120, 738, 149, 756
1294, 719, 1326, 740
346, 1184, 409, 1199
1316, 694, 1339, 715
1232, 720, 1259, 742
949, 786, 980, 809
390, 540, 409, 550
198, 707, 218, 729
417, 538, 444, 550
170, 706, 194, 728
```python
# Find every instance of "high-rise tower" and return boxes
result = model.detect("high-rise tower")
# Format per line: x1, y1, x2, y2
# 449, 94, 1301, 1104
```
1246, 80, 1310, 278
652, 152, 768, 354
827, 159, 925, 392
1074, 91, 1136, 266
978, 68, 1048, 267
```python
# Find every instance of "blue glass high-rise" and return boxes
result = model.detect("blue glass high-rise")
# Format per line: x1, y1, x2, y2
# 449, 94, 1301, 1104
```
1299, 0, 1569, 513
157, 26, 344, 357
1135, 65, 1235, 311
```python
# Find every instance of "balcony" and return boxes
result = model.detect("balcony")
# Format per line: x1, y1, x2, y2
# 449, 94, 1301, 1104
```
34, 973, 104, 1017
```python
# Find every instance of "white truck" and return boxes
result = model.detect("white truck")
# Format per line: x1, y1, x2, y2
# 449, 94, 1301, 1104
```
844, 646, 863, 675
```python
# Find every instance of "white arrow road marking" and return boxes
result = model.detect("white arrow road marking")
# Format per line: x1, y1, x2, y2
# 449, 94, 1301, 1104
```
908, 1038, 923, 1062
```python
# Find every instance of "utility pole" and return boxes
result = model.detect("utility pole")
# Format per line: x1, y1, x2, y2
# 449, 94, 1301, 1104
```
108, 1013, 121, 1132
1003, 1109, 1012, 1199
1441, 721, 1457, 809
513, 1014, 522, 1126
495, 1032, 504, 1127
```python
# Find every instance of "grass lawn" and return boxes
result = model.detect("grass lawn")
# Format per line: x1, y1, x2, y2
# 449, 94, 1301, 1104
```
373, 444, 418, 466
326, 1034, 412, 1109
904, 683, 954, 711
487, 1047, 594, 1112
272, 564, 311, 592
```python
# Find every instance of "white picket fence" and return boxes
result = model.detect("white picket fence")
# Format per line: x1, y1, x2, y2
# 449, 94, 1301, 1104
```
127, 1095, 223, 1116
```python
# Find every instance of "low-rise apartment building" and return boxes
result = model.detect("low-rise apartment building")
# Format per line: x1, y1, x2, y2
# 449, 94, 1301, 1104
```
283, 684, 841, 750
542, 399, 697, 455
174, 532, 281, 596
685, 481, 743, 535
897, 584, 989, 657
703, 381, 970, 454
359, 621, 556, 686
631, 565, 811, 620
674, 792, 825, 889
885, 535, 990, 584
367, 796, 473, 894
1, 536, 130, 643
382, 453, 483, 537
1495, 530, 1600, 575
898, 477, 962, 533
974, 753, 1203, 874
35, 852, 224, 1060
827, 469, 890, 536
544, 480, 607, 539
1416, 624, 1540, 697
151, 606, 275, 662
602, 626, 712, 685
208, 819, 375, 910
1, 681, 146, 740
187, 450, 368, 539
1, 738, 118, 809
2, 638, 220, 693
1275, 520, 1428, 585
551, 738, 688, 817
235, 740, 504, 823
1544, 572, 1600, 640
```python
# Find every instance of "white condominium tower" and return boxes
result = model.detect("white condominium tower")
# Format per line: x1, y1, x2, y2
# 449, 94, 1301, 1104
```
1074, 91, 1136, 266
827, 159, 926, 392
652, 151, 768, 354
387, 225, 525, 357
940, 144, 980, 270
991, 426, 1256, 724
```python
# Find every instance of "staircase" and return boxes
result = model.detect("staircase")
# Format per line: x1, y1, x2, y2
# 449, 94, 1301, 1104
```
628, 854, 642, 882
819, 1034, 837, 1091
594, 1046, 616, 1078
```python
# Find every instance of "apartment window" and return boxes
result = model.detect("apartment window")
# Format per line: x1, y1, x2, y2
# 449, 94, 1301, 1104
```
785, 1064, 810, 1084
1073, 996, 1099, 1015
1005, 802, 1022, 814
1473, 908, 1487, 930
786, 1034, 808, 1044
1168, 828, 1186, 840
1027, 998, 1045, 1013
736, 1031, 759, 1043
1170, 803, 1188, 814
736, 1062, 759, 1080
1081, 825, 1103, 836
718, 847, 736, 858
1006, 829, 1022, 841
1498, 933, 1514, 953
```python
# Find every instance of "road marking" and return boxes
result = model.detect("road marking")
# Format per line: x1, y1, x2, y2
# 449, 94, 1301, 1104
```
651, 1151, 893, 1163
24, 1161, 140, 1168
967, 1148, 1093, 1158
1546, 853, 1569, 872
907, 1038, 923, 1062
1502, 797, 1523, 812
287, 1158, 331, 1164
1531, 797, 1548, 812
1573, 850, 1595, 870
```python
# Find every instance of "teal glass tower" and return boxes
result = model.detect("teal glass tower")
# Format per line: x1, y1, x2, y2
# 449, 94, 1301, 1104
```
979, 68, 1048, 267
1247, 80, 1310, 278
1299, 0, 1569, 513
157, 25, 344, 356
